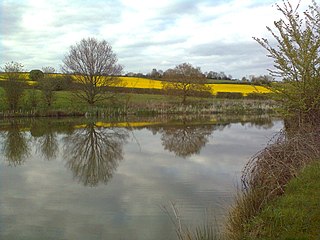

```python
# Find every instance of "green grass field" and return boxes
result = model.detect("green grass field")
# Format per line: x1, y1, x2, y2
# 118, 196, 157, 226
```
0, 87, 211, 111
245, 161, 320, 240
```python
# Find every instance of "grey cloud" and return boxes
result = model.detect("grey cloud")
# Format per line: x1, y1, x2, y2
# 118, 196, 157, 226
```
190, 54, 273, 79
53, 1, 122, 30
0, 1, 26, 36
125, 38, 186, 49
145, 18, 175, 32
247, 0, 276, 9
1, 30, 63, 69
161, 0, 200, 17
1, 0, 123, 70
189, 41, 263, 57
160, 0, 227, 18
1, 0, 278, 77
147, 0, 223, 32
185, 41, 275, 77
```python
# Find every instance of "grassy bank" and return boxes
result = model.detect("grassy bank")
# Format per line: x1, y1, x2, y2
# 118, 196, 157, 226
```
0, 87, 276, 118
226, 128, 320, 240
179, 160, 320, 240
244, 160, 320, 239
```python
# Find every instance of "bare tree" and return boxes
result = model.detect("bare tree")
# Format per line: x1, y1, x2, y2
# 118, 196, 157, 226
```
42, 66, 56, 74
62, 37, 123, 105
148, 68, 163, 79
1, 61, 24, 81
163, 63, 211, 105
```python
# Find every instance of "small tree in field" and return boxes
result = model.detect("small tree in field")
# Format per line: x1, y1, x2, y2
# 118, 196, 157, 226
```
254, 0, 320, 125
39, 77, 56, 107
1, 61, 25, 111
62, 37, 123, 105
162, 63, 211, 105
29, 69, 44, 81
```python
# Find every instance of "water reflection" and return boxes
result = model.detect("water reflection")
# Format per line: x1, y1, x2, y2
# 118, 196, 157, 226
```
0, 115, 276, 180
1, 120, 30, 166
31, 120, 59, 160
152, 122, 216, 158
63, 121, 129, 186
147, 114, 275, 158
0, 115, 283, 240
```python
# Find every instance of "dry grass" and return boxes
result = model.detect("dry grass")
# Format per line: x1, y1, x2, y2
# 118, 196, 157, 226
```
226, 126, 320, 239
163, 202, 223, 240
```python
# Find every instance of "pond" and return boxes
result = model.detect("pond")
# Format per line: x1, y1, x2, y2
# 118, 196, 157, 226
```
0, 115, 283, 240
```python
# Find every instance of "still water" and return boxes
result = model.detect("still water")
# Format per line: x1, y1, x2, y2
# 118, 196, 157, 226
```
0, 115, 282, 240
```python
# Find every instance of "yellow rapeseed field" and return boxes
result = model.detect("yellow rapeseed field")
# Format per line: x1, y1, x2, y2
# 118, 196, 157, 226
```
209, 83, 270, 96
118, 77, 271, 95
119, 77, 163, 89
0, 73, 271, 95
73, 121, 162, 129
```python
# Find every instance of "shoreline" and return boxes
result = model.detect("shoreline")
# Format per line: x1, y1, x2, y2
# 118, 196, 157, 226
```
226, 127, 320, 239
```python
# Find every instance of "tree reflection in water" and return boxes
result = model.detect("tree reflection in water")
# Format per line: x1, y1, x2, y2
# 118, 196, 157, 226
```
38, 131, 58, 160
1, 121, 30, 166
31, 121, 59, 160
157, 122, 217, 158
154, 115, 276, 158
63, 122, 129, 187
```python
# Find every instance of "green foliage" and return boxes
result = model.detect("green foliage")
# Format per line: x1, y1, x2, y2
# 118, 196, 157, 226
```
53, 75, 73, 91
26, 89, 40, 109
29, 69, 44, 81
38, 77, 57, 107
1, 61, 26, 110
254, 0, 320, 125
0, 87, 6, 111
2, 79, 26, 111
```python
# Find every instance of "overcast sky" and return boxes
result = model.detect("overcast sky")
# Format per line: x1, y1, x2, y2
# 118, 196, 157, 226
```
0, 0, 308, 78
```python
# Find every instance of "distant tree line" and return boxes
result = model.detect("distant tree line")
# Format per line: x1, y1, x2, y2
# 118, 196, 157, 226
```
125, 68, 234, 81
241, 75, 274, 85
125, 68, 274, 86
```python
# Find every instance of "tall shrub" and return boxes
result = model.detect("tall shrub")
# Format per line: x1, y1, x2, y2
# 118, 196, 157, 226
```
254, 0, 320, 125
1, 61, 25, 111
